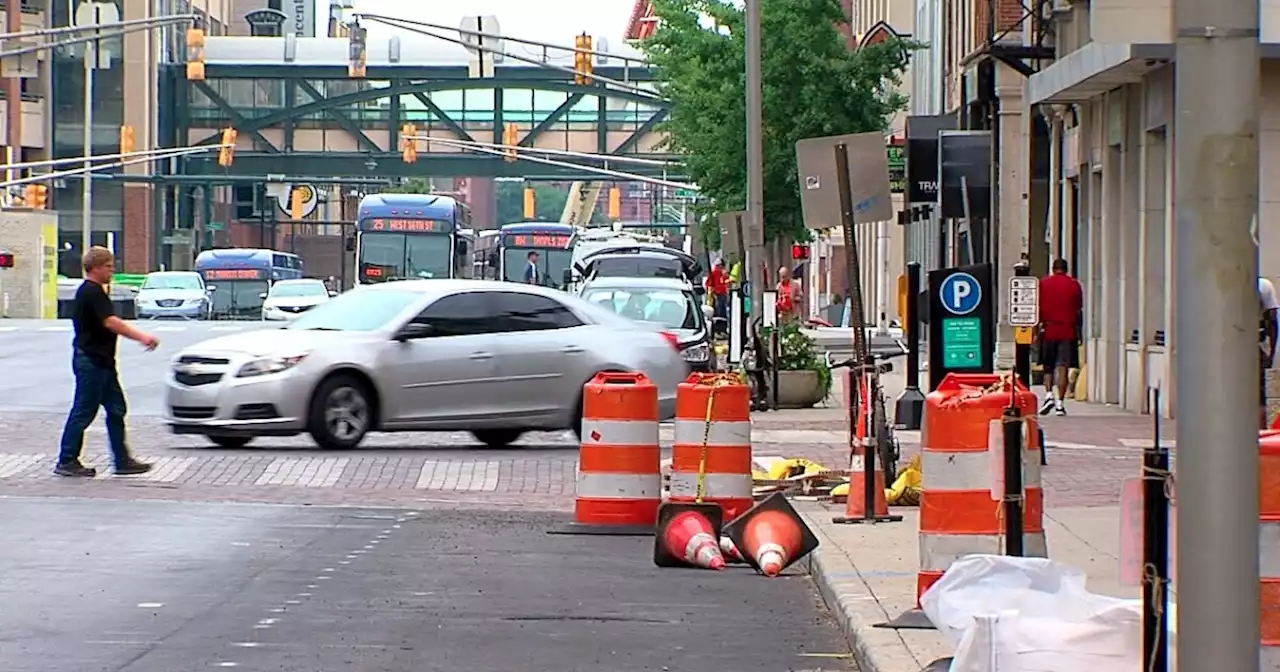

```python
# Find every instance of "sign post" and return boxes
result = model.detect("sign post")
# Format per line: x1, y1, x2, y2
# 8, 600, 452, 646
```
927, 263, 995, 390
1008, 265, 1039, 386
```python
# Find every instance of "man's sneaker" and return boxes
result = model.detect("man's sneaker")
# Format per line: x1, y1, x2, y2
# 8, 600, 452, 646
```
1054, 403, 1067, 417
1039, 397, 1055, 415
114, 459, 152, 476
53, 461, 97, 478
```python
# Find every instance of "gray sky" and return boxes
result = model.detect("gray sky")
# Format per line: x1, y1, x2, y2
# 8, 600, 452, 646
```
347, 0, 641, 46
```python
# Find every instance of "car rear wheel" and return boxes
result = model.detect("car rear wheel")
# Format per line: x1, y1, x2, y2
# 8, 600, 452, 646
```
472, 429, 524, 448
308, 374, 372, 450
207, 436, 253, 449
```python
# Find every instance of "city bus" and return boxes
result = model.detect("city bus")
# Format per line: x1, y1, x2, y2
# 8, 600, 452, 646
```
194, 248, 303, 319
354, 193, 473, 284
477, 222, 576, 289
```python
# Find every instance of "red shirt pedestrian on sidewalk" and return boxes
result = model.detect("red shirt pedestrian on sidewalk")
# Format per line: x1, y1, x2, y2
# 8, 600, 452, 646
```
1038, 259, 1083, 417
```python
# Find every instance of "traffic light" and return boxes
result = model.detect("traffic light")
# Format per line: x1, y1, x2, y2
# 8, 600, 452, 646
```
608, 186, 621, 220
291, 187, 305, 220
348, 23, 367, 78
503, 123, 519, 163
23, 184, 47, 209
573, 33, 593, 85
523, 186, 535, 219
401, 124, 418, 163
791, 243, 810, 260
0, 250, 12, 269
186, 27, 205, 81
119, 125, 135, 155
217, 128, 237, 167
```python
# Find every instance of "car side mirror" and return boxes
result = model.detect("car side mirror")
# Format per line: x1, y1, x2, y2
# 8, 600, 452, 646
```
394, 322, 434, 341
205, 285, 217, 292
328, 290, 338, 297
562, 269, 572, 285
258, 292, 268, 299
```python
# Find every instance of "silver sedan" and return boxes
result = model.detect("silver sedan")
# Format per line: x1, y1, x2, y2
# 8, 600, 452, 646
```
164, 279, 690, 449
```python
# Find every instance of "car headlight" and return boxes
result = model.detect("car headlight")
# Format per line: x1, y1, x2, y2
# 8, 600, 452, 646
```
236, 353, 308, 378
681, 343, 710, 362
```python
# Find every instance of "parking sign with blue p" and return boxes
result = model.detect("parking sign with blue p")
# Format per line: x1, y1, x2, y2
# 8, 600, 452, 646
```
939, 272, 981, 315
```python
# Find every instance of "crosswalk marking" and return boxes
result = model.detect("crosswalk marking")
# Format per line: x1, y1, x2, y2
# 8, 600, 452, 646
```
416, 460, 501, 491
0, 326, 16, 332
211, 325, 247, 332
255, 457, 349, 488
140, 456, 199, 482
0, 454, 43, 478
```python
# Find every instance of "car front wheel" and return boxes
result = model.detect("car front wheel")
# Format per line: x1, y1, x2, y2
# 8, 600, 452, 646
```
308, 374, 372, 450
472, 429, 523, 448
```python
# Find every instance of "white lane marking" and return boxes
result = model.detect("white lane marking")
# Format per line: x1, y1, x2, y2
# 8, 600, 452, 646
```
136, 603, 164, 608
322, 568, 335, 572
285, 600, 301, 605
154, 325, 186, 332
231, 643, 261, 648
257, 618, 278, 625
415, 460, 501, 491
306, 584, 318, 589
39, 326, 70, 332
339, 561, 350, 565
0, 455, 43, 479
0, 326, 17, 332
211, 325, 246, 332
316, 576, 331, 581
231, 542, 251, 547
215, 662, 239, 667
268, 608, 286, 613
298, 592, 312, 597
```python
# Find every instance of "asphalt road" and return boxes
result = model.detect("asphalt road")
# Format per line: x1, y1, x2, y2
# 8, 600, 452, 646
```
0, 498, 852, 672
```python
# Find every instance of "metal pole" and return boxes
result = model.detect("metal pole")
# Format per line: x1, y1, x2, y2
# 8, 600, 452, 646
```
1144, 386, 1170, 672
80, 37, 94, 259
1174, 0, 1260, 663
1001, 404, 1024, 556
745, 0, 765, 317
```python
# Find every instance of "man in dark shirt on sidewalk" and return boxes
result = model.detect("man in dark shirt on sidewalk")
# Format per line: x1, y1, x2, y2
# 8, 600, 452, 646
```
1038, 258, 1083, 417
55, 246, 160, 478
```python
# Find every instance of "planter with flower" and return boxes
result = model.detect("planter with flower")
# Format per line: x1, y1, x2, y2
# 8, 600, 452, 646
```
759, 321, 832, 409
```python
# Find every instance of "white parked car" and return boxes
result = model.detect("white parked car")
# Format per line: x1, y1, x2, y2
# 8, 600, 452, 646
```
261, 279, 336, 322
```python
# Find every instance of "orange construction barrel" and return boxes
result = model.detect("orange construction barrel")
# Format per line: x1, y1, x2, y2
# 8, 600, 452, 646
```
669, 373, 755, 522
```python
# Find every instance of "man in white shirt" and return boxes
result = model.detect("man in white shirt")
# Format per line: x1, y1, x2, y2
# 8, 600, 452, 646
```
1261, 277, 1279, 428
522, 251, 540, 285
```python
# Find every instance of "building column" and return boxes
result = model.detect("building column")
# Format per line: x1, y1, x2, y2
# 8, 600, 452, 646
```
119, 0, 155, 272
1095, 91, 1124, 405
994, 63, 1025, 368
1119, 83, 1144, 412
1140, 123, 1170, 416
1046, 109, 1063, 259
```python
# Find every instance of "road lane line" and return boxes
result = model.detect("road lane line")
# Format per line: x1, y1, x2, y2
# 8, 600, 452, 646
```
211, 325, 246, 331
38, 326, 70, 332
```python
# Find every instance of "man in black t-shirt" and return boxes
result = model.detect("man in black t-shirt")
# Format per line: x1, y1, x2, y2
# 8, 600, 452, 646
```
55, 246, 160, 478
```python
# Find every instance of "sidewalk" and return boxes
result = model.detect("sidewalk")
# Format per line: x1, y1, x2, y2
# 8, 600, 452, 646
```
757, 367, 1163, 671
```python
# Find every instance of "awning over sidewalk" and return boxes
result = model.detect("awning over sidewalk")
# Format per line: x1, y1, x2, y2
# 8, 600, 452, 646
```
1028, 42, 1173, 104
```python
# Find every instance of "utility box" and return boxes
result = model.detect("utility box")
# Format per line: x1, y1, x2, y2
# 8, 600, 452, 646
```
0, 208, 59, 319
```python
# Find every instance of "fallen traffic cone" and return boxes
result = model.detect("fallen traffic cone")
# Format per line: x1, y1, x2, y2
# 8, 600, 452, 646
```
723, 492, 820, 577
653, 501, 726, 570
720, 536, 748, 564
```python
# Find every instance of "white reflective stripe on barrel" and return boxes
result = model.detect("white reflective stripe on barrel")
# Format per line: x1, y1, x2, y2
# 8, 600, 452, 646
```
578, 419, 660, 446
1261, 521, 1280, 577
575, 472, 662, 499
673, 419, 751, 446
921, 447, 1043, 492
1263, 645, 1280, 670
919, 532, 1049, 572
668, 472, 753, 498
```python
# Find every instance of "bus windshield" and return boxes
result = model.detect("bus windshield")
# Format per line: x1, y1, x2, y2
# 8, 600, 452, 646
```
208, 280, 269, 319
503, 247, 573, 289
358, 231, 452, 282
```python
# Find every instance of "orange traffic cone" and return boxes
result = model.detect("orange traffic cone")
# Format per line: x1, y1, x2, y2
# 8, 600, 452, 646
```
723, 492, 819, 577
720, 536, 748, 564
832, 379, 900, 524
653, 501, 726, 570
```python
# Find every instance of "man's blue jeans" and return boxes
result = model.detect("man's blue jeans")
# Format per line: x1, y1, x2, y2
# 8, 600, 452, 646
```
58, 351, 129, 466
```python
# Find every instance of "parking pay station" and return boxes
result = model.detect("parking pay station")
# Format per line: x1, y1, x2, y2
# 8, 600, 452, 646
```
926, 263, 995, 390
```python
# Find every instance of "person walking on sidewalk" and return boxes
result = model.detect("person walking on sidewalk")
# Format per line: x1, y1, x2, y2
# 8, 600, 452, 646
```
1038, 258, 1083, 417
1260, 277, 1280, 428
55, 246, 159, 478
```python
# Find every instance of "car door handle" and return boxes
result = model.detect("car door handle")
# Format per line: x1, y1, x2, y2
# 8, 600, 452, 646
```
561, 346, 584, 354
469, 352, 493, 361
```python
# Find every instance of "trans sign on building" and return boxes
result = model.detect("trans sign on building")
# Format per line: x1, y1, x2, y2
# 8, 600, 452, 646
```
355, 194, 473, 283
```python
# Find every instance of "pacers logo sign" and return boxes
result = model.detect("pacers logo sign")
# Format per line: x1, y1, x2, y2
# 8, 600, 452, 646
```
278, 184, 320, 219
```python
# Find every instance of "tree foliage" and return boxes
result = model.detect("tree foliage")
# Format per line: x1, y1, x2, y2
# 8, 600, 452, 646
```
495, 181, 572, 224
640, 0, 916, 245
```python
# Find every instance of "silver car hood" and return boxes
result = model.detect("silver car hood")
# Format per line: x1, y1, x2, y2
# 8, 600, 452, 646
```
181, 328, 360, 358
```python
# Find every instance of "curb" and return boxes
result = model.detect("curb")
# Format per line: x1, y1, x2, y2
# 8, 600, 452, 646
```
800, 509, 931, 672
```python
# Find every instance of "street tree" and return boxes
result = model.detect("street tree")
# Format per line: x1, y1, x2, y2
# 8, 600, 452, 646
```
641, 0, 915, 247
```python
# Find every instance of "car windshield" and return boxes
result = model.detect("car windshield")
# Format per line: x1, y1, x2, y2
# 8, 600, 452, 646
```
285, 288, 421, 331
503, 248, 573, 289
590, 256, 686, 280
270, 282, 327, 298
582, 287, 700, 330
142, 274, 202, 290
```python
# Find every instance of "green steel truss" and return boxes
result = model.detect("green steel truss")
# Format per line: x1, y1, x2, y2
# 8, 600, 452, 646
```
179, 64, 683, 180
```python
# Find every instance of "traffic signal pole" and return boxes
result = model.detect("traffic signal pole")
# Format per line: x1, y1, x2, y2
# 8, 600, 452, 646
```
0, 146, 216, 189
1174, 0, 1261, 664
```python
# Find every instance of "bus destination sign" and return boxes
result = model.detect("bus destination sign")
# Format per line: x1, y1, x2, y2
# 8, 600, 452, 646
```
505, 234, 573, 248
363, 218, 450, 233
203, 268, 266, 280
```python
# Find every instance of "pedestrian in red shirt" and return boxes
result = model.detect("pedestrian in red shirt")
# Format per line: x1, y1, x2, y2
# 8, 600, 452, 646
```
706, 258, 729, 322
1038, 258, 1083, 416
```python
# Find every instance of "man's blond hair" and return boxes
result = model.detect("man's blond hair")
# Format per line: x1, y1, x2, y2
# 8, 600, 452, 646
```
82, 246, 114, 272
